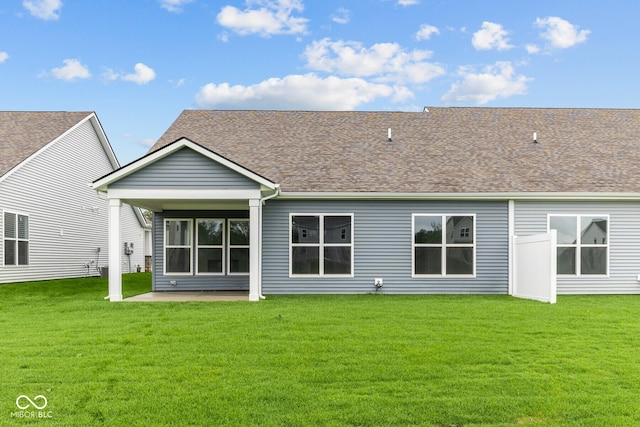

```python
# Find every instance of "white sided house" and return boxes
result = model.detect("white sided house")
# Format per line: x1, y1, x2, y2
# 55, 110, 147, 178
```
0, 112, 148, 284
93, 108, 640, 302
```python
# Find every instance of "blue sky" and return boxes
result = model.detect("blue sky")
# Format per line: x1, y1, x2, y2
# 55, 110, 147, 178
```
0, 0, 637, 164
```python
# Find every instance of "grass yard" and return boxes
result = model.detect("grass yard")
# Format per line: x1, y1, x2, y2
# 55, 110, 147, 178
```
1, 275, 640, 426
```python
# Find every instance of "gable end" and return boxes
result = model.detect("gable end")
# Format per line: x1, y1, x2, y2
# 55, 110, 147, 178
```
109, 146, 260, 190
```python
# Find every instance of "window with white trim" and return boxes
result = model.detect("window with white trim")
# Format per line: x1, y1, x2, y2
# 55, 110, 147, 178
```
164, 218, 250, 276
549, 215, 608, 276
413, 214, 475, 276
196, 219, 224, 274
3, 212, 29, 266
165, 219, 192, 274
290, 214, 353, 276
228, 219, 249, 275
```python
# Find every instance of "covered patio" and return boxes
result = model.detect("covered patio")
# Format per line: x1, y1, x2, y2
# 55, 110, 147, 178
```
92, 138, 279, 302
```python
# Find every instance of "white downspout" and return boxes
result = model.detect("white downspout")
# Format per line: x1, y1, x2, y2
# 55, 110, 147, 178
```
258, 185, 280, 299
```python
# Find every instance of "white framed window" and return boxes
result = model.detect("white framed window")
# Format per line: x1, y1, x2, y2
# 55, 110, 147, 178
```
412, 214, 476, 277
228, 219, 249, 275
164, 217, 251, 276
549, 215, 609, 276
3, 211, 29, 266
196, 219, 225, 275
290, 213, 353, 277
164, 219, 192, 275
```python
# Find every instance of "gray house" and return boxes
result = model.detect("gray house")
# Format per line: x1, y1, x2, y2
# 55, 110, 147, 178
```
0, 112, 148, 284
92, 108, 640, 301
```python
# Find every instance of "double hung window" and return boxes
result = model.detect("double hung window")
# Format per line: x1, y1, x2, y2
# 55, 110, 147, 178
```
3, 212, 29, 266
549, 215, 608, 275
228, 219, 250, 274
196, 219, 224, 274
413, 214, 475, 276
165, 219, 192, 274
290, 214, 353, 276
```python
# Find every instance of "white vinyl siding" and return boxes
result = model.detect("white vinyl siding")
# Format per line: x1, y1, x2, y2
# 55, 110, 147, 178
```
0, 118, 146, 283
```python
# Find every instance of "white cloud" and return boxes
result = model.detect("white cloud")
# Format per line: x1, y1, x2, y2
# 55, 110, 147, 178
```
416, 24, 439, 41
397, 0, 419, 5
441, 61, 531, 105
216, 0, 308, 37
0, 52, 8, 63
303, 38, 445, 84
472, 21, 513, 51
122, 63, 156, 84
195, 73, 410, 110
525, 44, 540, 54
535, 16, 590, 49
23, 0, 62, 20
50, 59, 90, 81
103, 63, 156, 84
159, 0, 193, 13
101, 68, 119, 82
331, 7, 349, 25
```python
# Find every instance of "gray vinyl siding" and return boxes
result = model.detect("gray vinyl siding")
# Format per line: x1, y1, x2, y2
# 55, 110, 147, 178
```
0, 119, 145, 284
261, 199, 509, 294
111, 147, 260, 189
152, 210, 250, 291
514, 200, 640, 294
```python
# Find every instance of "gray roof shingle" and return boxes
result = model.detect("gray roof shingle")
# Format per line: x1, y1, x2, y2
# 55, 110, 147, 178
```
0, 111, 92, 178
150, 108, 640, 194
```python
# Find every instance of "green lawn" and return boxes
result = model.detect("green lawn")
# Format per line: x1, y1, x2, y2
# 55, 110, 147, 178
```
1, 275, 640, 426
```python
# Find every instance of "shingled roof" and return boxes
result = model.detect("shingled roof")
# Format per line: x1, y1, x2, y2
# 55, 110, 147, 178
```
0, 111, 93, 178
150, 108, 640, 194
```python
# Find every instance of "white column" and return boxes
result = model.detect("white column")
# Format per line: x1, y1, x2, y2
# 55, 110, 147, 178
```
249, 199, 260, 301
108, 198, 123, 302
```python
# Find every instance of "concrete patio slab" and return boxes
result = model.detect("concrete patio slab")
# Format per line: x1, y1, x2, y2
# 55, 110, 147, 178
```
125, 291, 249, 302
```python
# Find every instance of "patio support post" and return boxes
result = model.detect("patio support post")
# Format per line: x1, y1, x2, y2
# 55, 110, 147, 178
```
249, 198, 260, 301
108, 198, 123, 302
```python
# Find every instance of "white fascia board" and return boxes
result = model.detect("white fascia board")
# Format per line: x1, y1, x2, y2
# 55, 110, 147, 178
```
108, 188, 263, 200
277, 191, 640, 201
0, 112, 96, 186
87, 113, 120, 170
92, 138, 276, 191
